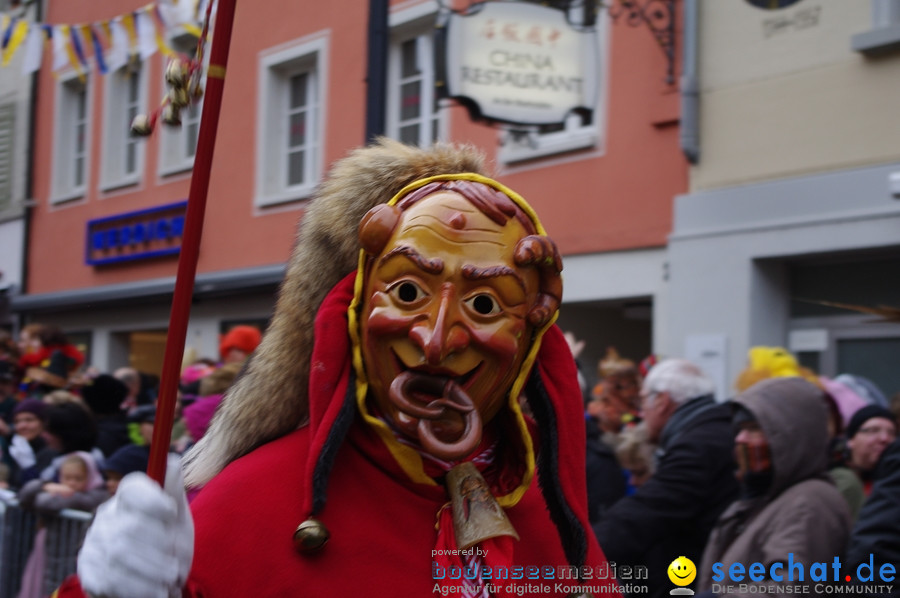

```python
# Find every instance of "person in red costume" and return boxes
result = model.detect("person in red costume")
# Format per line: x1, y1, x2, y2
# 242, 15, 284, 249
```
60, 139, 617, 598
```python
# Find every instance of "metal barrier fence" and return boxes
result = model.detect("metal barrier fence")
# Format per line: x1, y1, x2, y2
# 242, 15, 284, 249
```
0, 497, 93, 598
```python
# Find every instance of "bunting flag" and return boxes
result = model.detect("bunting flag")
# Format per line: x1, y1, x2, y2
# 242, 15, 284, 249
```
135, 9, 158, 60
88, 24, 107, 74
2, 18, 28, 66
20, 24, 42, 74
106, 17, 129, 73
0, 0, 203, 77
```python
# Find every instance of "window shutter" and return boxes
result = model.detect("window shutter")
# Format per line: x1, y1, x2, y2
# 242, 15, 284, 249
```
0, 102, 15, 211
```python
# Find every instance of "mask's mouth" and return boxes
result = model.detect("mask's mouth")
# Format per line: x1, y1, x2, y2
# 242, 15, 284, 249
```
388, 369, 482, 461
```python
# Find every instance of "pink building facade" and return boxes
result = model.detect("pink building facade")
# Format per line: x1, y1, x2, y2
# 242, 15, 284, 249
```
12, 0, 686, 385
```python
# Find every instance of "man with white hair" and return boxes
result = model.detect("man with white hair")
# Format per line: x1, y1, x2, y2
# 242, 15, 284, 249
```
594, 358, 739, 598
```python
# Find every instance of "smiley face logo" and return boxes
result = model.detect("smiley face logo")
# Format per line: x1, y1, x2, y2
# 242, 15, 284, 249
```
668, 556, 696, 587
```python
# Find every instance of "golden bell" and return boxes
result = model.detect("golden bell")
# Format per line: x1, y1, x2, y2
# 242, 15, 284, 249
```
447, 462, 519, 550
293, 518, 329, 553
168, 87, 191, 109
130, 114, 153, 136
165, 58, 189, 88
162, 104, 182, 127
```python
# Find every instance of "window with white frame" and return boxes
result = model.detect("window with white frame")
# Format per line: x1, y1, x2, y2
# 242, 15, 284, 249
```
159, 33, 204, 176
387, 16, 442, 146
101, 63, 147, 190
256, 36, 326, 207
498, 6, 608, 164
52, 74, 90, 202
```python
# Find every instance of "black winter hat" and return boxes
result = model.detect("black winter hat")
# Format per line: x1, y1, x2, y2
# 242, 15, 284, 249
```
104, 444, 150, 477
128, 404, 157, 425
846, 404, 896, 439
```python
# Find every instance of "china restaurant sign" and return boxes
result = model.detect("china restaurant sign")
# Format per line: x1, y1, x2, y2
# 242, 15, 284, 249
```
439, 1, 600, 126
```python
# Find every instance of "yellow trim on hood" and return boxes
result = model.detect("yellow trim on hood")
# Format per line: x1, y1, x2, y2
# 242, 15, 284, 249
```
347, 173, 555, 507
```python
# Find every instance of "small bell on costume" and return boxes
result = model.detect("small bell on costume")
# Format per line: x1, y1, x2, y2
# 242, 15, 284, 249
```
293, 517, 330, 553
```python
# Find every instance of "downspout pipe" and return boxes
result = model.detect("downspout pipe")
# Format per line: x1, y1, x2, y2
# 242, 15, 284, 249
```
20, 0, 44, 324
365, 0, 389, 144
680, 0, 699, 164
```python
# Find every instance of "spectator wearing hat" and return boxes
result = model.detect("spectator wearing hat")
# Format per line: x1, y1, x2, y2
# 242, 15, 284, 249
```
7, 399, 49, 488
82, 374, 133, 458
845, 404, 898, 495
218, 325, 261, 365
102, 444, 151, 496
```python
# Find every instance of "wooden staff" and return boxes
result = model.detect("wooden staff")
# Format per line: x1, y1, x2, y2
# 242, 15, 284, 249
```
147, 0, 239, 486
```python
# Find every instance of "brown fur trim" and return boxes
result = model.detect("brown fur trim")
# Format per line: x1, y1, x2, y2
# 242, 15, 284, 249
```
182, 138, 489, 488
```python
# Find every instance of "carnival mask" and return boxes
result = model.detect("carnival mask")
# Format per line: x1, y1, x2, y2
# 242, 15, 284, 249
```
357, 179, 561, 461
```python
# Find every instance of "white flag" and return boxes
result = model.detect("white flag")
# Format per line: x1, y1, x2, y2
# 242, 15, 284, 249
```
106, 18, 129, 72
135, 10, 158, 61
21, 25, 44, 75
52, 25, 69, 71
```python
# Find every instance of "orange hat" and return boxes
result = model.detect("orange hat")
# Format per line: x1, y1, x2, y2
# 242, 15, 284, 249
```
219, 326, 262, 360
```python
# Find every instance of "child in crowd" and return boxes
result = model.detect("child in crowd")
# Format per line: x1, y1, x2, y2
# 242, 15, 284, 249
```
18, 452, 108, 515
17, 452, 109, 598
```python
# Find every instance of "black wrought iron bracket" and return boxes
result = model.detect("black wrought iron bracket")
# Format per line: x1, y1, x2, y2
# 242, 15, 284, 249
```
600, 0, 677, 84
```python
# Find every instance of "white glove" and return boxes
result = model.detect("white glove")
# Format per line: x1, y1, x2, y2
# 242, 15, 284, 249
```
78, 454, 194, 598
9, 434, 36, 469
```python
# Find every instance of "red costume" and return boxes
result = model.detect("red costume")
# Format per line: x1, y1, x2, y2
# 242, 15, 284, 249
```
187, 274, 613, 596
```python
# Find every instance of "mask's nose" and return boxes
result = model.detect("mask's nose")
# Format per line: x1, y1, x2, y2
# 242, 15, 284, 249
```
409, 284, 471, 365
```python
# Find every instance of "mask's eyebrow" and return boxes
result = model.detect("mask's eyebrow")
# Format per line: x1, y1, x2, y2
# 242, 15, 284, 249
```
380, 245, 443, 274
462, 264, 526, 294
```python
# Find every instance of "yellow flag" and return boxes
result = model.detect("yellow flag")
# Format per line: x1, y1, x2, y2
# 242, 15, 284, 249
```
2, 19, 30, 66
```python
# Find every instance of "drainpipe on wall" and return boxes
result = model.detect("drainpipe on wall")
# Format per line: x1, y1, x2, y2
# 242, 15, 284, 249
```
365, 0, 389, 144
680, 0, 700, 164
19, 0, 44, 325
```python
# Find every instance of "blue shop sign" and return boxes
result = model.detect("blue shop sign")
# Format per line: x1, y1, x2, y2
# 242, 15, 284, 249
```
85, 201, 188, 266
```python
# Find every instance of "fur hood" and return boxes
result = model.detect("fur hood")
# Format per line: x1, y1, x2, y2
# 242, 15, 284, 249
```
183, 138, 488, 488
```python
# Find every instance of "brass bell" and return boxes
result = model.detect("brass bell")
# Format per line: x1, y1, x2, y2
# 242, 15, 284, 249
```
168, 87, 191, 109
165, 58, 189, 88
162, 104, 182, 127
293, 518, 329, 553
130, 114, 153, 136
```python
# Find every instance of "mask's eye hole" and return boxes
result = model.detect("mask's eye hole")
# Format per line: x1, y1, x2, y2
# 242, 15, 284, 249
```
390, 280, 426, 304
466, 293, 501, 316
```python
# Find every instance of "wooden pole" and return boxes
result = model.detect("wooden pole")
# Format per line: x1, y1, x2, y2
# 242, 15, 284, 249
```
146, 0, 239, 486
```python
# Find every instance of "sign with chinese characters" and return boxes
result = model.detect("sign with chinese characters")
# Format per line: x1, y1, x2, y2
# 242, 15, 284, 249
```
85, 201, 187, 266
439, 2, 600, 126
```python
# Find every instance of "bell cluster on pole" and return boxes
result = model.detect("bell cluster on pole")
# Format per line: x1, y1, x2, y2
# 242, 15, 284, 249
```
131, 56, 204, 136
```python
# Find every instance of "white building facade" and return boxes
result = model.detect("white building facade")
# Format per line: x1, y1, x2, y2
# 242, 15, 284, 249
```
664, 0, 900, 400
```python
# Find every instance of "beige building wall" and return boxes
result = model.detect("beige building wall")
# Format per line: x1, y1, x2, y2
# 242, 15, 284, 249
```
692, 0, 900, 191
